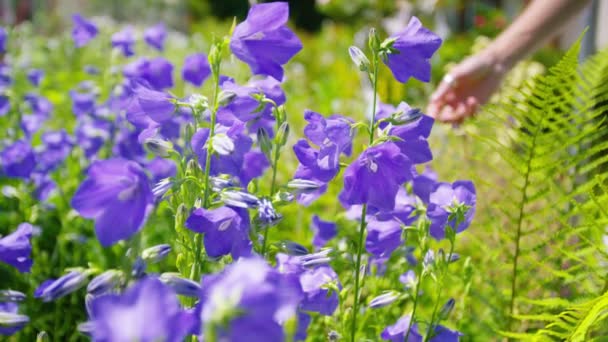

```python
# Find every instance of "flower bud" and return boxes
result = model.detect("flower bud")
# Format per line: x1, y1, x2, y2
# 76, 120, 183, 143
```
159, 273, 201, 297
0, 290, 26, 302
87, 270, 123, 296
369, 291, 399, 308
211, 134, 235, 155
141, 244, 171, 263
0, 311, 29, 330
399, 270, 416, 289
144, 137, 174, 157
217, 90, 236, 106
152, 178, 173, 198
36, 331, 50, 342
348, 46, 371, 72
257, 127, 273, 161
257, 198, 282, 227
286, 179, 323, 194
273, 190, 295, 204
34, 271, 88, 302
368, 28, 380, 53
275, 122, 290, 147
281, 241, 309, 256
439, 298, 456, 320
390, 108, 423, 125
299, 248, 332, 267
132, 257, 147, 279
210, 176, 238, 192
221, 190, 260, 208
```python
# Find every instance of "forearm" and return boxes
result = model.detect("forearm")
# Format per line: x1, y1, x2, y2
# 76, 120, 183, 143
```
485, 0, 591, 69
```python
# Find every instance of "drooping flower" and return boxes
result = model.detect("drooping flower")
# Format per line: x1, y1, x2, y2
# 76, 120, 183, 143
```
71, 159, 153, 246
185, 206, 251, 259
340, 142, 412, 211
35, 271, 88, 302
0, 223, 33, 273
230, 2, 303, 81
0, 140, 36, 179
388, 109, 434, 164
384, 16, 442, 83
310, 215, 337, 248
426, 180, 476, 240
72, 14, 98, 48
182, 53, 211, 86
144, 23, 167, 51
86, 277, 194, 342
0, 302, 29, 336
111, 26, 136, 57
198, 257, 302, 342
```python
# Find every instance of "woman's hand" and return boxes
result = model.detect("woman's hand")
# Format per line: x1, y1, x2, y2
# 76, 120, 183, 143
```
427, 51, 508, 124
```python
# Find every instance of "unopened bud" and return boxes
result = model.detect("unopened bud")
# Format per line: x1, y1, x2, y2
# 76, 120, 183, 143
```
144, 138, 174, 157
217, 90, 236, 106
36, 331, 50, 342
34, 271, 88, 302
286, 179, 323, 194
368, 28, 380, 52
0, 311, 29, 330
281, 241, 309, 256
369, 291, 399, 308
275, 122, 290, 147
439, 298, 456, 320
141, 244, 171, 263
159, 273, 201, 297
221, 190, 260, 208
0, 290, 26, 302
348, 46, 370, 72
390, 108, 423, 125
87, 270, 124, 296
152, 178, 173, 198
257, 127, 273, 161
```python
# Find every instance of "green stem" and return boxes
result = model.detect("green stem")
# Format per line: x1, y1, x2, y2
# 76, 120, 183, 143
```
405, 269, 424, 341
423, 241, 455, 342
350, 50, 379, 342
261, 140, 281, 256
191, 51, 222, 281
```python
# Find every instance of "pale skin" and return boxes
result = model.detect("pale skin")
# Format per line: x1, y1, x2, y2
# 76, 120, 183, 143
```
427, 0, 591, 124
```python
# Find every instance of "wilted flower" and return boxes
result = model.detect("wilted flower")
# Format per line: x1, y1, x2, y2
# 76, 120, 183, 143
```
35, 271, 88, 302
384, 16, 441, 83
182, 53, 211, 86
111, 26, 136, 57
72, 14, 98, 48
144, 23, 167, 51
0, 223, 33, 273
230, 2, 303, 81
71, 159, 153, 246
86, 277, 193, 342
186, 206, 251, 259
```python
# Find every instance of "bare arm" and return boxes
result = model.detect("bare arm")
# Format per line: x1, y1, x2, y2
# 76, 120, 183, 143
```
428, 0, 591, 123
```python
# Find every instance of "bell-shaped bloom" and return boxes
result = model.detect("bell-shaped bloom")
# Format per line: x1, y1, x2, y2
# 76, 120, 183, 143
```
384, 16, 441, 83
111, 26, 136, 57
144, 23, 167, 51
71, 159, 153, 246
217, 76, 286, 128
0, 302, 29, 336
381, 315, 420, 341
75, 118, 112, 158
340, 142, 412, 211
72, 14, 98, 48
70, 90, 96, 117
145, 57, 174, 90
185, 206, 251, 259
365, 218, 403, 258
0, 27, 6, 54
35, 271, 88, 302
230, 2, 303, 81
27, 69, 44, 87
388, 110, 434, 164
298, 265, 340, 315
0, 223, 33, 273
86, 277, 194, 342
24, 93, 53, 117
427, 180, 476, 240
1, 140, 36, 179
130, 84, 175, 124
191, 123, 253, 181
198, 257, 303, 342
239, 150, 270, 186
182, 53, 211, 86
310, 216, 336, 248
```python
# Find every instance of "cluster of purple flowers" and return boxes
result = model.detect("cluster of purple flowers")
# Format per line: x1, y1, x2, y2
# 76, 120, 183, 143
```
0, 3, 477, 341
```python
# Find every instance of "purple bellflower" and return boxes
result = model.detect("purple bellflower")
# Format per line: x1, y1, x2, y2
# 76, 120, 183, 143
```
339, 142, 412, 211
198, 257, 302, 342
0, 95, 9, 116
130, 83, 175, 124
35, 270, 88, 302
144, 23, 167, 51
230, 2, 303, 81
427, 180, 476, 240
86, 277, 193, 342
72, 14, 98, 48
27, 69, 44, 87
0, 223, 33, 273
185, 206, 252, 259
310, 215, 337, 248
71, 159, 153, 246
384, 16, 442, 83
111, 26, 136, 57
388, 108, 434, 164
1, 140, 36, 179
0, 27, 6, 53
365, 217, 403, 258
182, 53, 211, 86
